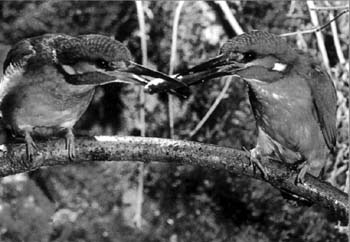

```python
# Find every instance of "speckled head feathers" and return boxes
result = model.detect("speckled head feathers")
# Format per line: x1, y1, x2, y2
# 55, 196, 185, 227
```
3, 34, 133, 74
80, 35, 131, 62
53, 34, 132, 65
220, 31, 296, 62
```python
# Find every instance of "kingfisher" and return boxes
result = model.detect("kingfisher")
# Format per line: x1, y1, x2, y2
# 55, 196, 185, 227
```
146, 31, 337, 184
1, 33, 189, 161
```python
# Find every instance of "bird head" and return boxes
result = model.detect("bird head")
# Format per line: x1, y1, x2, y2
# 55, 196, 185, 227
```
3, 34, 189, 97
177, 31, 304, 85
52, 34, 145, 85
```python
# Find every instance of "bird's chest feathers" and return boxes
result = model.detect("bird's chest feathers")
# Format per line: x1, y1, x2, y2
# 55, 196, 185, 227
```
246, 77, 315, 151
32, 66, 94, 96
245, 77, 312, 126
1, 65, 95, 133
246, 77, 311, 109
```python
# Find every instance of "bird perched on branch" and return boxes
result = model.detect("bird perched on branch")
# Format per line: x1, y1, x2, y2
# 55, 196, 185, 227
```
0, 33, 189, 161
146, 31, 337, 184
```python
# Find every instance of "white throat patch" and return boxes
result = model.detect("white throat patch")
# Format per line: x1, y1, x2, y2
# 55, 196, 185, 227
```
61, 64, 77, 75
272, 63, 287, 72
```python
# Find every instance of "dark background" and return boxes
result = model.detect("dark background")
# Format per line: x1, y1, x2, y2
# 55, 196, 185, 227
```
0, 1, 348, 241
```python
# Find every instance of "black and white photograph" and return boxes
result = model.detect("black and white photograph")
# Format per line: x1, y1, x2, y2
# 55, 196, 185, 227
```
0, 0, 348, 241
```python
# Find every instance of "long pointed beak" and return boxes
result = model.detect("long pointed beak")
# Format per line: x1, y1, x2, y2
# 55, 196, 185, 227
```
146, 54, 244, 94
108, 61, 190, 98
179, 54, 244, 85
181, 54, 229, 75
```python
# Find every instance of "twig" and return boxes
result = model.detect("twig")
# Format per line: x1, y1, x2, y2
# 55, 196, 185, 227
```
188, 2, 242, 139
310, 5, 349, 11
287, 0, 297, 16
169, 1, 184, 78
135, 0, 147, 229
326, 2, 346, 64
189, 76, 233, 138
168, 1, 185, 139
0, 136, 347, 223
280, 9, 349, 37
306, 0, 330, 70
215, 0, 244, 34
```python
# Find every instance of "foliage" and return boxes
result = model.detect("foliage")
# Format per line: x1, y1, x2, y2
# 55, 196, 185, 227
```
0, 1, 348, 241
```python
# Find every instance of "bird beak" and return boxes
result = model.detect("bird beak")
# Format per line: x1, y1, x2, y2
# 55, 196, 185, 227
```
107, 61, 190, 98
178, 54, 245, 85
145, 54, 245, 94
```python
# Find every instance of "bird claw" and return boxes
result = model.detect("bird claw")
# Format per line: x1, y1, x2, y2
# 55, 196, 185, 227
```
25, 132, 37, 162
66, 130, 76, 160
67, 143, 76, 160
244, 147, 268, 180
295, 163, 308, 185
250, 156, 268, 180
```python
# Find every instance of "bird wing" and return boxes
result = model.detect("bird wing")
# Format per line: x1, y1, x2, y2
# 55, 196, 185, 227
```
2, 34, 75, 75
3, 39, 36, 75
0, 39, 37, 105
307, 68, 337, 152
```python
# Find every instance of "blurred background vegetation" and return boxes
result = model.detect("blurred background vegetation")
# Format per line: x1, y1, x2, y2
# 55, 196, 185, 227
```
0, 1, 348, 241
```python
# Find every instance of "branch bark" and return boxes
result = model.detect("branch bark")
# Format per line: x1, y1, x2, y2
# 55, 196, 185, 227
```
0, 136, 347, 223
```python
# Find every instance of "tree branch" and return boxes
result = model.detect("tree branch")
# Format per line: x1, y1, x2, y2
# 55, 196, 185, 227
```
309, 5, 349, 11
0, 136, 347, 223
189, 76, 233, 138
280, 9, 349, 37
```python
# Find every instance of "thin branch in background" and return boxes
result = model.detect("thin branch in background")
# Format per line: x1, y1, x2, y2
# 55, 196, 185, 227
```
280, 9, 349, 37
296, 31, 308, 51
329, 12, 346, 65
189, 77, 233, 139
135, 0, 147, 229
188, 1, 243, 139
287, 0, 297, 16
168, 1, 185, 139
215, 0, 244, 35
306, 0, 330, 70
325, 1, 346, 64
310, 5, 349, 11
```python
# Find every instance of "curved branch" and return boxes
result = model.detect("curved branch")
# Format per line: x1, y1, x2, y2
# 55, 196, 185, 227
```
280, 9, 349, 37
309, 5, 349, 11
189, 76, 233, 138
215, 1, 244, 35
0, 136, 347, 223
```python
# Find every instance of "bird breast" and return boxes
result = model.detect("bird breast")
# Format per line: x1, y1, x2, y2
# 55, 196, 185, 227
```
0, 65, 95, 136
245, 76, 316, 152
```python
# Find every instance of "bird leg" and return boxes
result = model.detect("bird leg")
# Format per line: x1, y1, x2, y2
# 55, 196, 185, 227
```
65, 128, 75, 160
295, 161, 309, 185
244, 127, 276, 179
245, 147, 268, 180
24, 131, 37, 161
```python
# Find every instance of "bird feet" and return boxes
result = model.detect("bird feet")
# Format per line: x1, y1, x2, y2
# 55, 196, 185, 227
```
295, 163, 309, 185
25, 132, 38, 162
65, 129, 76, 160
246, 147, 268, 180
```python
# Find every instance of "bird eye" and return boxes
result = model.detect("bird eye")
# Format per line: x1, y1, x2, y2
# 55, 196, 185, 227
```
96, 59, 110, 69
244, 52, 256, 62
